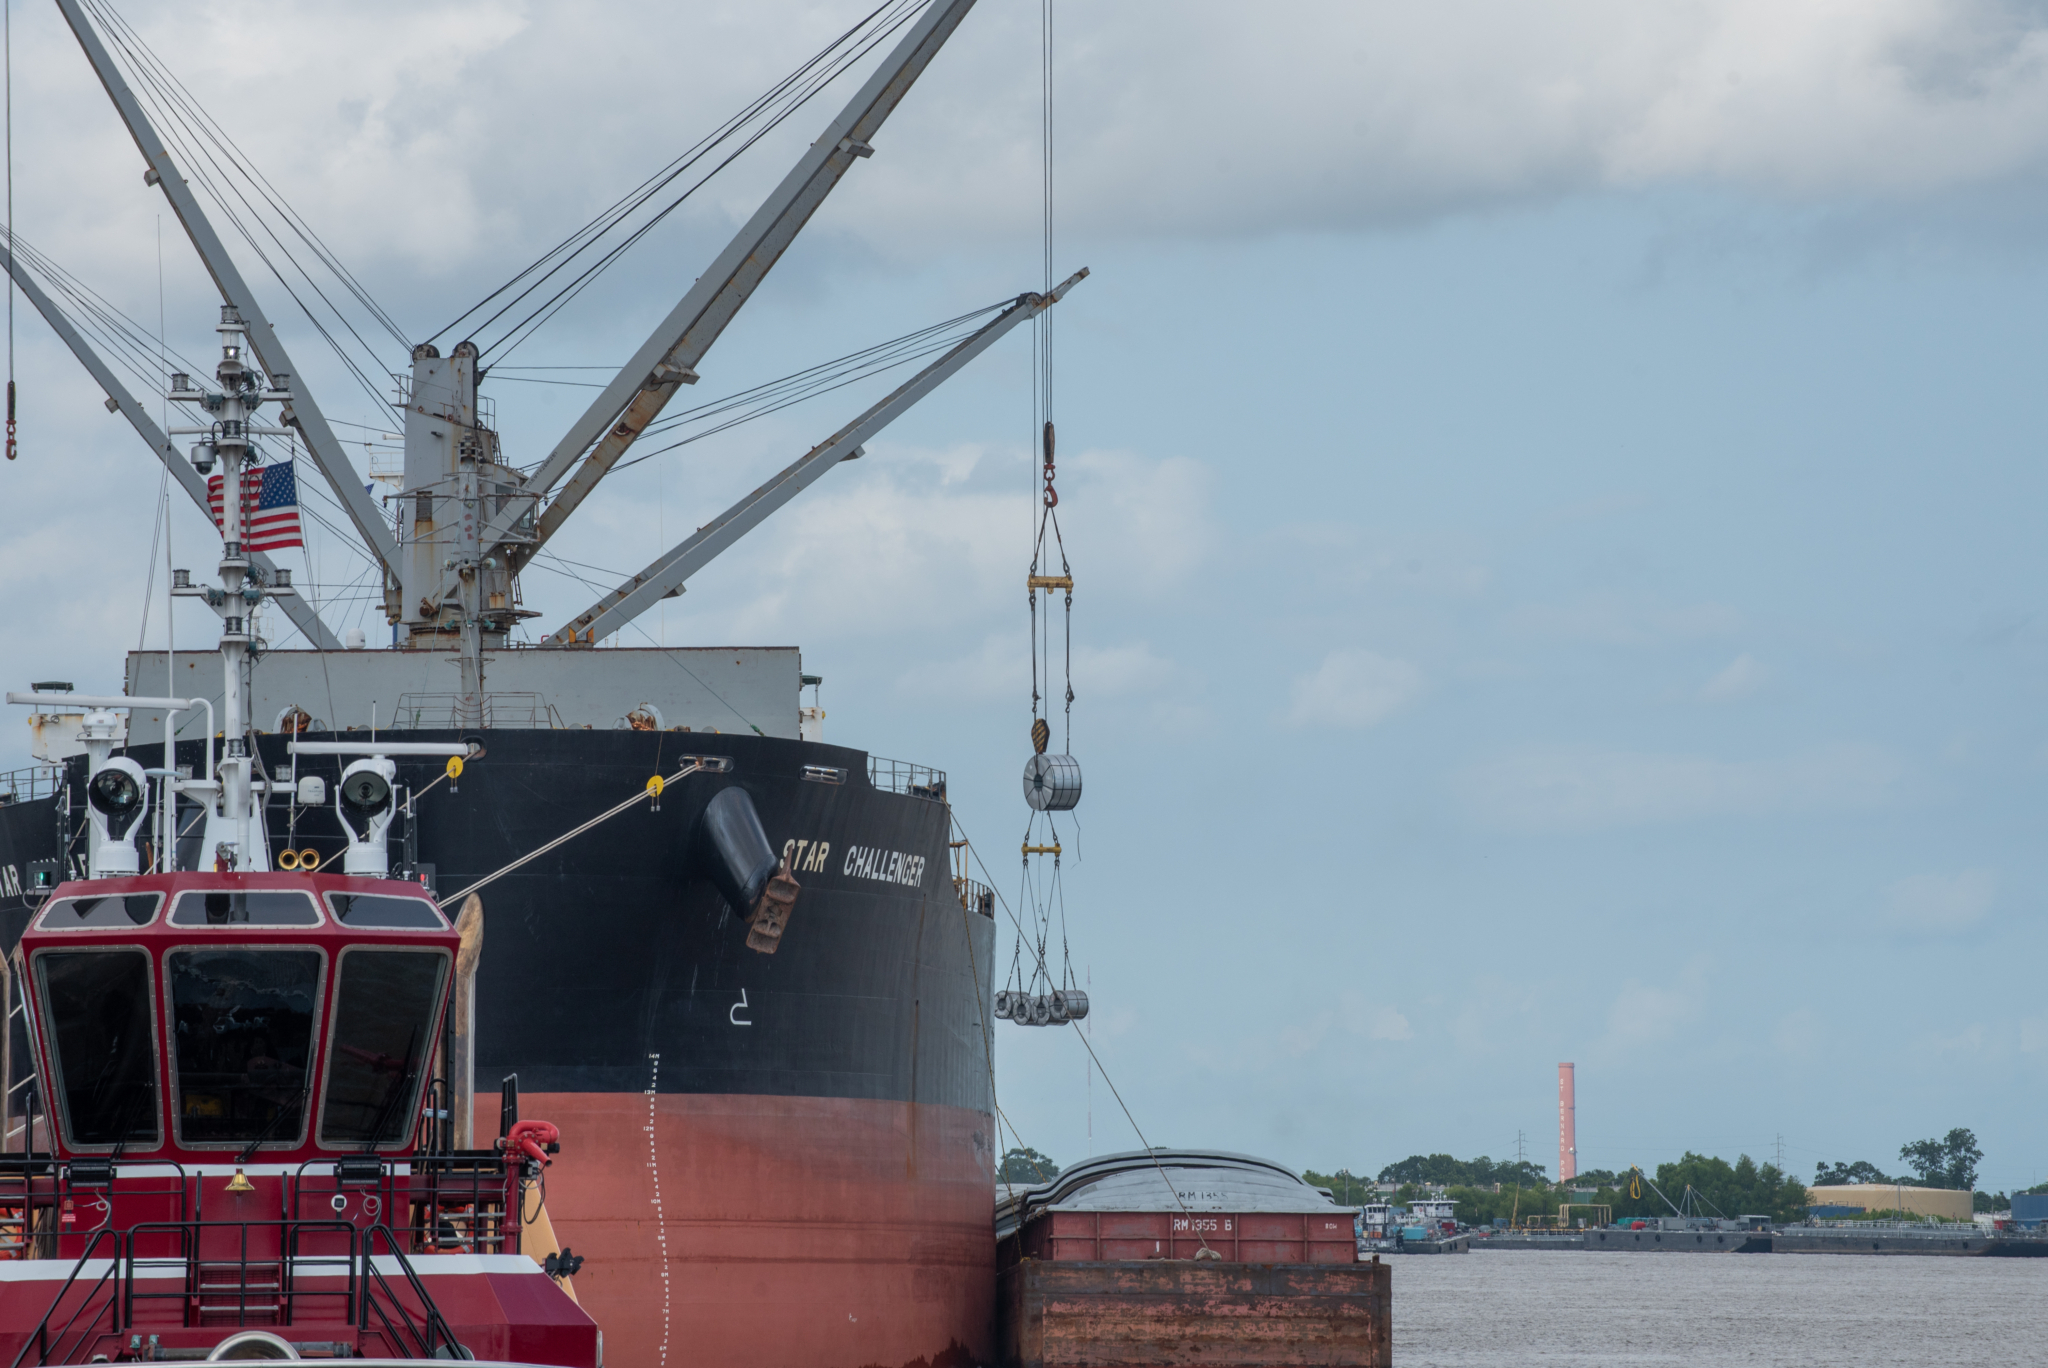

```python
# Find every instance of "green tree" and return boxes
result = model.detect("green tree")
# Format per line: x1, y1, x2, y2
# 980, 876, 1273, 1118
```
1301, 1168, 1374, 1206
1376, 1153, 1548, 1188
1898, 1129, 1981, 1190
1585, 1154, 1808, 1224
1814, 1160, 1892, 1186
1000, 1146, 1060, 1184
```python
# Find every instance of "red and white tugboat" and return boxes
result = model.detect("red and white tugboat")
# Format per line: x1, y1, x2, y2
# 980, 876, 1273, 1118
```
0, 867, 599, 1366
0, 303, 598, 1367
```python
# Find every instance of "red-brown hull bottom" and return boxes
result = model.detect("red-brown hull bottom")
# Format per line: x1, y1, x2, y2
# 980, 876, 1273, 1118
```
518, 1091, 996, 1368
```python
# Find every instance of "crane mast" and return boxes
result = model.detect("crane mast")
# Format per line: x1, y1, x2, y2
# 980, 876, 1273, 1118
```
34, 0, 1087, 721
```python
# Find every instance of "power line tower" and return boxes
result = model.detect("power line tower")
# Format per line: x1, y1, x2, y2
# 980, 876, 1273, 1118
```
1516, 1130, 1527, 1166
1775, 1134, 1785, 1172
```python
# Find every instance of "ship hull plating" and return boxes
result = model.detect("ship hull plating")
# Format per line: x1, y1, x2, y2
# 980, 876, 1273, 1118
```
0, 728, 998, 1368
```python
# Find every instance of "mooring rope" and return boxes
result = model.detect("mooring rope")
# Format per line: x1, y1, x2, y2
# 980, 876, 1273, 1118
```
444, 759, 708, 904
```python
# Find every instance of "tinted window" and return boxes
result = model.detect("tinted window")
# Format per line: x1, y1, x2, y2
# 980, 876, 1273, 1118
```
38, 894, 161, 929
321, 950, 446, 1148
34, 951, 159, 1148
168, 949, 322, 1146
326, 894, 445, 929
169, 890, 321, 927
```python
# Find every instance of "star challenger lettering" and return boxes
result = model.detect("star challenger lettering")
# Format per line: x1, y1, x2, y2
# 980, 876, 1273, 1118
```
781, 838, 833, 874
842, 844, 927, 888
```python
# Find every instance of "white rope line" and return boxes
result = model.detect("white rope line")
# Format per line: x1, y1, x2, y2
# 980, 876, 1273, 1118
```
444, 760, 706, 904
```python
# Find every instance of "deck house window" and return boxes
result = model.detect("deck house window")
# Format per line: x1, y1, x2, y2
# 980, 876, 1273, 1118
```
319, 949, 448, 1148
34, 949, 160, 1148
167, 948, 323, 1146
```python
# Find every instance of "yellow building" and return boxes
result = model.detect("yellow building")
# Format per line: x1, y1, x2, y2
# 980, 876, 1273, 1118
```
1807, 1184, 1972, 1222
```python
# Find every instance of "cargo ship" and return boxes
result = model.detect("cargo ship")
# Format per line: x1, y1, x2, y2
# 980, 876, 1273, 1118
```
0, 2, 1083, 1365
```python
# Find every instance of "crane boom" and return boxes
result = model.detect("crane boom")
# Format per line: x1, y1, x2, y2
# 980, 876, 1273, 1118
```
493, 0, 982, 576
1, 237, 341, 649
548, 270, 1086, 646
55, 0, 402, 581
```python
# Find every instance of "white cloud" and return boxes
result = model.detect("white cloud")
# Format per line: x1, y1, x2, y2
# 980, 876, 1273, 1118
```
1700, 652, 1769, 702
662, 442, 1206, 649
1338, 994, 1415, 1043
1071, 642, 1175, 699
26, 0, 2048, 314
1456, 742, 1901, 831
1603, 961, 1713, 1052
1366, 1007, 1414, 1043
1883, 868, 1997, 933
1285, 650, 1424, 729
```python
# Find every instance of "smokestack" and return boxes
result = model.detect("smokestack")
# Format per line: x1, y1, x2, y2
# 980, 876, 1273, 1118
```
1558, 1062, 1577, 1182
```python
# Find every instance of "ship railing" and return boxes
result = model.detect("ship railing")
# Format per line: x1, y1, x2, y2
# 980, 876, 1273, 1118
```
55, 1162, 195, 1264
405, 1152, 516, 1257
392, 692, 564, 730
358, 1224, 465, 1360
123, 1220, 358, 1331
954, 876, 994, 919
6, 1227, 122, 1368
289, 1154, 516, 1258
0, 1153, 58, 1261
869, 756, 947, 801
0, 765, 64, 806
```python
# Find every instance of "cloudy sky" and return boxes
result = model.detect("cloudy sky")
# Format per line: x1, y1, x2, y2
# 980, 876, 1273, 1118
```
6, 0, 2048, 1191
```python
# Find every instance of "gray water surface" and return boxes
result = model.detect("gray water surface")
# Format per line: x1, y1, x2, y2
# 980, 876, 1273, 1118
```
1393, 1253, 2047, 1365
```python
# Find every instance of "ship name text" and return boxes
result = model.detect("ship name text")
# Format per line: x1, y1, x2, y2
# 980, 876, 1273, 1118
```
843, 844, 927, 888
782, 838, 832, 874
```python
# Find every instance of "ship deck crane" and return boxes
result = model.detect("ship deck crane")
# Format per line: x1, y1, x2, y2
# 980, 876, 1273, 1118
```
13, 0, 1086, 713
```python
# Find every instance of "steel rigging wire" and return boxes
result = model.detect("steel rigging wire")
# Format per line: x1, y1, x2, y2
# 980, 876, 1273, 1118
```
435, 0, 935, 362
84, 0, 405, 417
5, 0, 14, 461
1006, 0, 1082, 1031
88, 0, 411, 358
605, 299, 1011, 475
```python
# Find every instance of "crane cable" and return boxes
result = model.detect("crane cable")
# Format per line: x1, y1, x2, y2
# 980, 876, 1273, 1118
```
6, 0, 15, 462
1013, 0, 1076, 1019
440, 0, 934, 361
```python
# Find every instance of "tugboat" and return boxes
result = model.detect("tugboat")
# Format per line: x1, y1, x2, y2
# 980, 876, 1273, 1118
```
0, 866, 600, 1365
0, 288, 595, 1364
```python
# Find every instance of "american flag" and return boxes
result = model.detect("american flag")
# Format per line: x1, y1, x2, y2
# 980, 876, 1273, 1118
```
207, 461, 304, 552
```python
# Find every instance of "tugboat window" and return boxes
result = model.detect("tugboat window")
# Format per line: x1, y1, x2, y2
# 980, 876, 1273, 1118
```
326, 893, 446, 929
167, 948, 322, 1146
169, 890, 322, 927
33, 949, 159, 1148
37, 893, 162, 929
320, 949, 447, 1147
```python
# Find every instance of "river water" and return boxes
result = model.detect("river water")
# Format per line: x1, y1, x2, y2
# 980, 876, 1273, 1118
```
1392, 1252, 2048, 1365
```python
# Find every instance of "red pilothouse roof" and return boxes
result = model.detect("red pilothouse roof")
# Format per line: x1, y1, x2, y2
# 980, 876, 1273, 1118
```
20, 872, 458, 1164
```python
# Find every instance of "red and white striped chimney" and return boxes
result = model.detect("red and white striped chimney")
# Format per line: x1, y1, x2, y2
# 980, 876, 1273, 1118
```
1558, 1062, 1577, 1182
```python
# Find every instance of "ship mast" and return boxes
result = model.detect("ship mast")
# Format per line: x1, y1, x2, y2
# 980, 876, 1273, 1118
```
164, 306, 298, 871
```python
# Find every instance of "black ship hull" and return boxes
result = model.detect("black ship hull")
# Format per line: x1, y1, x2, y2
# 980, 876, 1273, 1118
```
0, 729, 999, 1368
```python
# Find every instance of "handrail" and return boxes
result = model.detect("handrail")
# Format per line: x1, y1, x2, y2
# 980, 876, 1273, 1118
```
124, 1219, 360, 1331
7, 1226, 123, 1368
359, 1224, 465, 1360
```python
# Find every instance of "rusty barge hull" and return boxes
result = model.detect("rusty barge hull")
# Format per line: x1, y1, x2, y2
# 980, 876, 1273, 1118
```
999, 1261, 1390, 1368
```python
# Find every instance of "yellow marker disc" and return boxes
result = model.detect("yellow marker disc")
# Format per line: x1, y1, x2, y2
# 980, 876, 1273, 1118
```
646, 775, 666, 798
445, 756, 465, 780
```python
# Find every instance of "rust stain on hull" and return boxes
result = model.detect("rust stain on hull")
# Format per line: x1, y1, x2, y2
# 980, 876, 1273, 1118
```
1000, 1260, 1391, 1368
